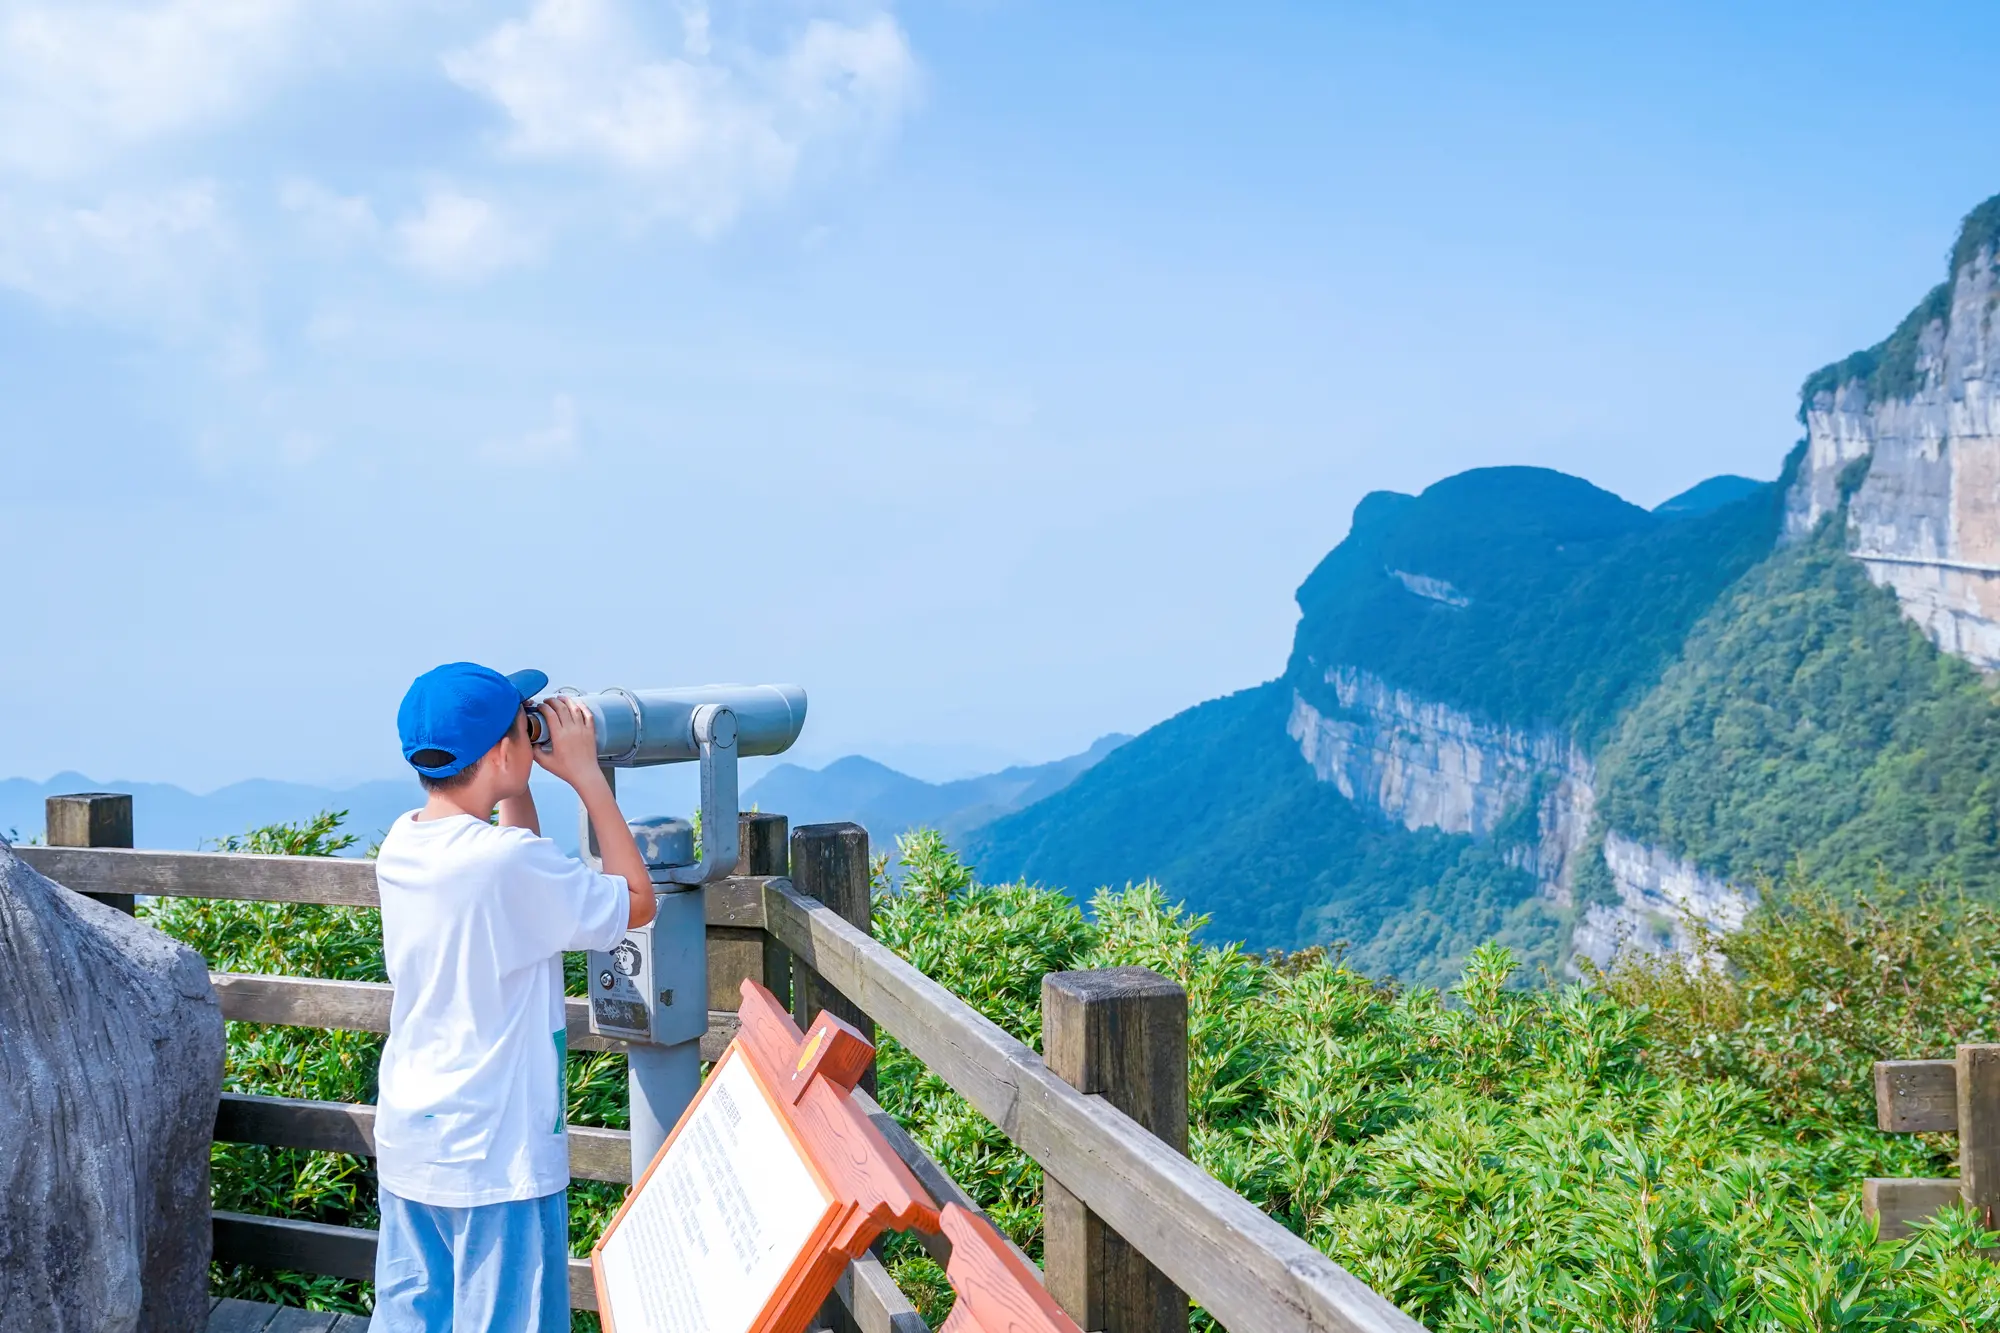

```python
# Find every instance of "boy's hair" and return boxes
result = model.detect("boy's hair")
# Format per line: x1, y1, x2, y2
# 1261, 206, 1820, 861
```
414, 751, 482, 793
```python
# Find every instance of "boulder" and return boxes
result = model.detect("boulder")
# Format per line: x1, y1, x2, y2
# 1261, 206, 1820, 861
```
0, 841, 223, 1332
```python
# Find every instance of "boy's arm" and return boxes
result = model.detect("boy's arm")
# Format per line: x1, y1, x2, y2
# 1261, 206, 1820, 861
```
533, 695, 657, 930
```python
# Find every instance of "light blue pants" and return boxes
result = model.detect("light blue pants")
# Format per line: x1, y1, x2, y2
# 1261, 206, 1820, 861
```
373, 1188, 570, 1333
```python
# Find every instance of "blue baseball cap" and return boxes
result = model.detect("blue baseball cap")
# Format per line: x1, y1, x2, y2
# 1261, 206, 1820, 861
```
398, 663, 549, 778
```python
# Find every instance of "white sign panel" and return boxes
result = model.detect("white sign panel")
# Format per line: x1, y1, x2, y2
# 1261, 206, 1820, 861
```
599, 1054, 832, 1333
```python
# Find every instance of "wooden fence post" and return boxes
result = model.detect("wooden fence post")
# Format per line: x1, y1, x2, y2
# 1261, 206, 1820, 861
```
47, 792, 135, 914
790, 821, 876, 1333
742, 812, 793, 1008
1960, 1044, 2000, 1229
789, 823, 874, 1096
1041, 967, 1189, 1333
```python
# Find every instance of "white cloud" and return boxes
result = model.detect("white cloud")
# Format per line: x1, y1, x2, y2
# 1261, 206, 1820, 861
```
396, 186, 538, 280
0, 179, 238, 322
482, 392, 580, 463
280, 178, 381, 249
444, 0, 918, 233
0, 0, 313, 175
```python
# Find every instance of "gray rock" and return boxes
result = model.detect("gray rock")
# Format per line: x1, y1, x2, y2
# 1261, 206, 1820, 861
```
0, 841, 223, 1332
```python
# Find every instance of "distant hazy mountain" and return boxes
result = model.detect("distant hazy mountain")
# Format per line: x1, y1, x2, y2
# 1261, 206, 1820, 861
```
1652, 474, 1765, 516
743, 735, 1130, 849
0, 772, 422, 853
0, 736, 1128, 862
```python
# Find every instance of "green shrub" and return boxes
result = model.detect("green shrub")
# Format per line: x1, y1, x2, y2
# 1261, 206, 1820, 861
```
159, 814, 2000, 1330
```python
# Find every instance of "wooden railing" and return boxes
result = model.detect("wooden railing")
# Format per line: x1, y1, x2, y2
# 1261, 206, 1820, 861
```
1864, 1046, 2000, 1240
23, 794, 1423, 1333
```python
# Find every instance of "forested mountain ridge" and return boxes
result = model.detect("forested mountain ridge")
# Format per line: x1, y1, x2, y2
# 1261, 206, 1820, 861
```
970, 191, 2000, 985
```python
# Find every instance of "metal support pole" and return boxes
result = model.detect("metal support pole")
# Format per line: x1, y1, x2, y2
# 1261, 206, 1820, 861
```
627, 886, 707, 1179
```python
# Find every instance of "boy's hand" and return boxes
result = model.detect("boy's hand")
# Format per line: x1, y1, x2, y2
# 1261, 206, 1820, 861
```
536, 695, 656, 930
532, 695, 605, 790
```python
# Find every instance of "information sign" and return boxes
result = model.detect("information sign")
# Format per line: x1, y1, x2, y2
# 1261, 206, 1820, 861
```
593, 981, 941, 1333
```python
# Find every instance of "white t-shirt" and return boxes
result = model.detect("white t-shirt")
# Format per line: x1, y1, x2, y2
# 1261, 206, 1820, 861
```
373, 812, 630, 1207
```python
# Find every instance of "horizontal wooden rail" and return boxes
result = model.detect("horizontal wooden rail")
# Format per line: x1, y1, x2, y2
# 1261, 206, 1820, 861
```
211, 1212, 597, 1311
1864, 1179, 1964, 1240
15, 846, 770, 928
211, 972, 740, 1061
1876, 1059, 1959, 1133
838, 1254, 931, 1333
213, 1093, 633, 1184
760, 880, 1423, 1333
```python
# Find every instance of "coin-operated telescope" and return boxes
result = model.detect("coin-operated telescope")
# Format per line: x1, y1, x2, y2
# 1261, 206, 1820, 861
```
537, 683, 807, 1177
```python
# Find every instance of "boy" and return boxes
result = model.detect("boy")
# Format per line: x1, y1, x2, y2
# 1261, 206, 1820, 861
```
371, 662, 657, 1332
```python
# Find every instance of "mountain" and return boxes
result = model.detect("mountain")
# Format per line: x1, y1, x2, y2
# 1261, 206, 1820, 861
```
0, 773, 421, 853
742, 735, 1129, 848
971, 191, 2000, 986
1653, 474, 1766, 516
0, 735, 1128, 865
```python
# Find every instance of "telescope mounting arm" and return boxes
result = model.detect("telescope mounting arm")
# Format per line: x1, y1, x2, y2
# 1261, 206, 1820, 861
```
657, 703, 739, 886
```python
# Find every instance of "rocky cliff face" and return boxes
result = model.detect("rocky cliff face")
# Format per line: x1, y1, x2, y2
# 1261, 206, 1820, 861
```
1287, 668, 1594, 901
1287, 664, 1754, 965
1571, 832, 1755, 970
1788, 237, 2000, 668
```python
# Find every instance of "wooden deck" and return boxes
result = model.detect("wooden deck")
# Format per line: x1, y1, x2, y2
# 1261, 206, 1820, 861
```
207, 1297, 371, 1332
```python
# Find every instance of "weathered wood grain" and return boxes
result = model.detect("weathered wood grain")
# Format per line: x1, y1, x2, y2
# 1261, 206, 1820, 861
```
22, 846, 379, 905
209, 1213, 597, 1310
12, 845, 769, 927
1874, 1059, 1958, 1133
212, 1092, 634, 1183
206, 1297, 281, 1333
1042, 967, 1189, 1333
213, 1212, 377, 1282
264, 1306, 342, 1332
1961, 1044, 2000, 1227
761, 880, 1425, 1333
45, 792, 135, 913
1864, 1178, 1962, 1241
792, 824, 875, 1098
210, 972, 738, 1060
708, 925, 769, 1010
215, 1093, 373, 1158
735, 815, 794, 1009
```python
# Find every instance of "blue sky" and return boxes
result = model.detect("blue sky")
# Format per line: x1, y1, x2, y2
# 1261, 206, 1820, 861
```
6, 0, 2000, 790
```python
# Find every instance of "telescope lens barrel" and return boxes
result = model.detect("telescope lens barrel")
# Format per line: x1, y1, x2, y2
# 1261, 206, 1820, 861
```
552, 684, 807, 767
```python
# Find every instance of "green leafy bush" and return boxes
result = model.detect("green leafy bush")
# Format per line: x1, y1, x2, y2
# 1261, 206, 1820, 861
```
1595, 523, 2000, 899
160, 815, 2000, 1330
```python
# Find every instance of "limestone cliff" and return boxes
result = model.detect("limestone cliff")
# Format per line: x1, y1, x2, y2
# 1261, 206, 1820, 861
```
1286, 665, 1754, 966
1788, 205, 2000, 668
1571, 833, 1755, 970
1286, 668, 1594, 902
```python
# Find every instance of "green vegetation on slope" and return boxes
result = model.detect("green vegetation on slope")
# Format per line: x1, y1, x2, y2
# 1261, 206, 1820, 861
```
1798, 190, 2000, 413
974, 468, 1789, 979
884, 833, 2000, 1330
1595, 521, 2000, 896
162, 815, 2000, 1330
1288, 466, 1783, 745
963, 681, 1563, 985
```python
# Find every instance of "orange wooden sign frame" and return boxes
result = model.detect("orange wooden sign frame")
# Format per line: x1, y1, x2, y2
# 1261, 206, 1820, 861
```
592, 980, 941, 1333
936, 1204, 1083, 1333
